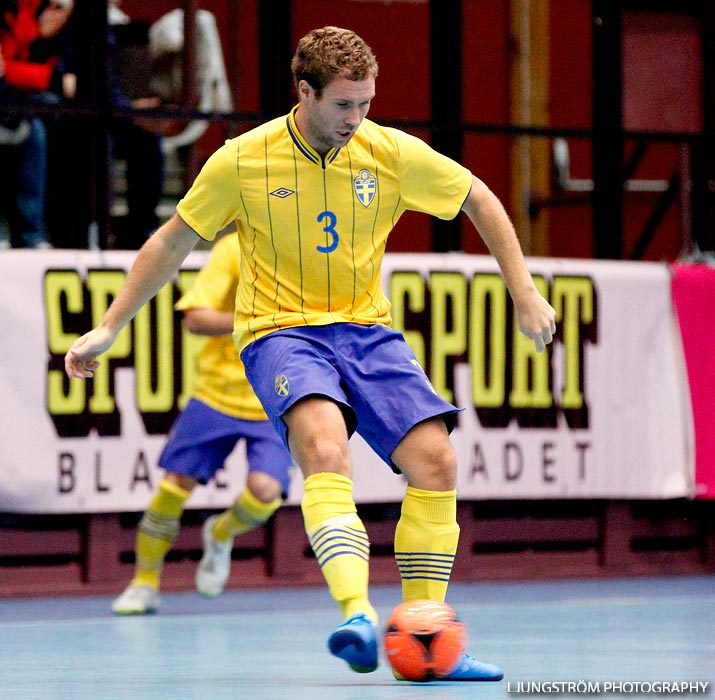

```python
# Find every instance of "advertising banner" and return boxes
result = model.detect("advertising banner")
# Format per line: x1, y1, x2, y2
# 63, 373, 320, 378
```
0, 250, 693, 513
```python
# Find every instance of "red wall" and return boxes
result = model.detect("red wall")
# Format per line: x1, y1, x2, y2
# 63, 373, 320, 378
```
117, 0, 694, 261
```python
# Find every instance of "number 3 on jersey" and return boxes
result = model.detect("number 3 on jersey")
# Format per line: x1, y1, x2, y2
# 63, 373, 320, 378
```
316, 210, 339, 253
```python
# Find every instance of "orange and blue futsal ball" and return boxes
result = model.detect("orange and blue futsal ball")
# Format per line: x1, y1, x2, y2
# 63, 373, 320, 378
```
383, 599, 466, 682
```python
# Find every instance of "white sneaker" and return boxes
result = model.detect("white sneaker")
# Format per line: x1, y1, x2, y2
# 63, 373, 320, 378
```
195, 514, 233, 598
111, 584, 160, 615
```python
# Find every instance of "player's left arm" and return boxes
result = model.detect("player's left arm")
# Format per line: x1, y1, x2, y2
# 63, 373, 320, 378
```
461, 175, 556, 352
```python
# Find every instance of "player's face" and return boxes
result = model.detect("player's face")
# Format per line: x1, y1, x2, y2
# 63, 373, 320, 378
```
296, 75, 375, 155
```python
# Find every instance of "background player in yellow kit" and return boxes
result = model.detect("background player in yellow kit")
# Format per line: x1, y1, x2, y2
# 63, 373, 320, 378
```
66, 26, 555, 680
111, 233, 293, 615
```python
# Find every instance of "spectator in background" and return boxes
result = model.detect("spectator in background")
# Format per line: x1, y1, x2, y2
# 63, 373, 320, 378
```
146, 7, 233, 154
0, 0, 74, 249
106, 2, 234, 249
107, 0, 165, 249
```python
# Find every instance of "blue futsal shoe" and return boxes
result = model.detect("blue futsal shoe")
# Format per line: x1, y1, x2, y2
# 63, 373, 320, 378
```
438, 653, 504, 681
327, 612, 379, 673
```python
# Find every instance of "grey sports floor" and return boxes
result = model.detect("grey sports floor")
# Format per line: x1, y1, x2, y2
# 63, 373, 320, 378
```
1, 576, 712, 700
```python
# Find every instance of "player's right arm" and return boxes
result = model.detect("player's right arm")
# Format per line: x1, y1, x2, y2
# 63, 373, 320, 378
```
64, 214, 201, 379
182, 308, 234, 336
176, 230, 238, 337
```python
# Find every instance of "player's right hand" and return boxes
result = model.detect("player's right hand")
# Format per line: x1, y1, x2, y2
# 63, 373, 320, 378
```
64, 327, 115, 379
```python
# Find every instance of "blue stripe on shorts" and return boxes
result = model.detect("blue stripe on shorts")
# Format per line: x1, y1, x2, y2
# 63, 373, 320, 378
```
158, 398, 293, 491
240, 323, 460, 471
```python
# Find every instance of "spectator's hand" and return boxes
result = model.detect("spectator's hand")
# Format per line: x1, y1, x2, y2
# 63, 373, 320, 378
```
131, 96, 162, 110
131, 96, 165, 133
64, 326, 115, 379
0, 52, 5, 79
37, 1, 73, 40
62, 72, 76, 99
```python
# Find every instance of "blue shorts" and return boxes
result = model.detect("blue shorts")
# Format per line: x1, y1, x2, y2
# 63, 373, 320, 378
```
158, 398, 294, 493
240, 324, 459, 471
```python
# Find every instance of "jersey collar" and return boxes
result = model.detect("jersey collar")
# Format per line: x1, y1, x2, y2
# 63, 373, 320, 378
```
286, 105, 341, 168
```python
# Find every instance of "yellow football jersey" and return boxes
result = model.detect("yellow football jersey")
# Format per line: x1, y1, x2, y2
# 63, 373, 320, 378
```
177, 106, 473, 352
176, 234, 267, 420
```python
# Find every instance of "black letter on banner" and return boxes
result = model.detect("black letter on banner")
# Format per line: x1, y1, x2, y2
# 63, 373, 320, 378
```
542, 442, 556, 482
58, 452, 76, 493
130, 450, 153, 490
504, 442, 523, 481
94, 451, 110, 492
470, 443, 489, 480
44, 270, 93, 438
575, 442, 591, 480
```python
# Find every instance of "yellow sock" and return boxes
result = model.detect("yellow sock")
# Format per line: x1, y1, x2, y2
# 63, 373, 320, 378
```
212, 488, 282, 542
302, 473, 377, 624
394, 486, 459, 602
131, 478, 190, 590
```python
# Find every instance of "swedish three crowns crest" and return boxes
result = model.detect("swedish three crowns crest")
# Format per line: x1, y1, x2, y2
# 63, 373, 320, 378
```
354, 168, 376, 207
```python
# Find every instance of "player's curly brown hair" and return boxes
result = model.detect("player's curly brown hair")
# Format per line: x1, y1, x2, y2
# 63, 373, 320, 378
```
291, 26, 378, 98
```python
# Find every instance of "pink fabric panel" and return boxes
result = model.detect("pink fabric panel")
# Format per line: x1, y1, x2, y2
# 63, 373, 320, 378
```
671, 264, 715, 498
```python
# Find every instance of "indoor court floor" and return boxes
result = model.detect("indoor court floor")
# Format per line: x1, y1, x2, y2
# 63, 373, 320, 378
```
1, 575, 712, 700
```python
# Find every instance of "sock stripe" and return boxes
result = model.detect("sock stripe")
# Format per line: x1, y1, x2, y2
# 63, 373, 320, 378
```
318, 548, 370, 568
311, 535, 370, 563
395, 551, 455, 582
395, 551, 456, 561
231, 501, 268, 529
309, 526, 370, 568
312, 535, 370, 559
311, 524, 368, 549
139, 511, 179, 543
313, 537, 370, 558
396, 562, 454, 573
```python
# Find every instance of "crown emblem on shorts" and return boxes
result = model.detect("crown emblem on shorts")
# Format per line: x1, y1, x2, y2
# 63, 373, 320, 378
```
274, 374, 290, 397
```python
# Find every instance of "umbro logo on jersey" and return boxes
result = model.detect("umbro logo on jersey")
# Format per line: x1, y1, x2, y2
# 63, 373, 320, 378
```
354, 168, 376, 207
270, 187, 295, 198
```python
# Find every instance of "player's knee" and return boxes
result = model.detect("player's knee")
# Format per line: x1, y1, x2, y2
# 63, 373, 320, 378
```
420, 444, 457, 490
398, 441, 457, 491
163, 471, 198, 492
291, 433, 351, 476
246, 472, 283, 503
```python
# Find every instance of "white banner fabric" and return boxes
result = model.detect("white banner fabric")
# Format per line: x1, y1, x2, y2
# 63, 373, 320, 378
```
0, 250, 693, 513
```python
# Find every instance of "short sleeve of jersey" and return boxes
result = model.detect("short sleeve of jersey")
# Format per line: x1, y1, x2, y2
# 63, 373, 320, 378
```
176, 142, 242, 242
392, 129, 473, 220
176, 234, 239, 313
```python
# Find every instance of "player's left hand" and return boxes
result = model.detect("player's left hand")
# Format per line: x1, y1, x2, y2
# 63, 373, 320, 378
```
516, 293, 557, 353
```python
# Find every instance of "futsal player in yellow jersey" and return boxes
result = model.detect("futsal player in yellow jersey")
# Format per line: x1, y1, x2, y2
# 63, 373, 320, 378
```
111, 234, 293, 615
66, 27, 556, 681
176, 103, 472, 353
